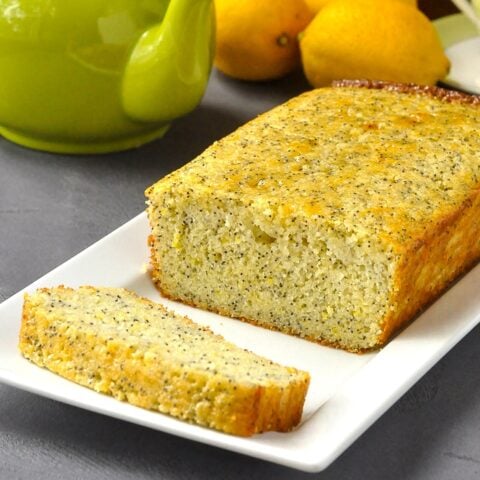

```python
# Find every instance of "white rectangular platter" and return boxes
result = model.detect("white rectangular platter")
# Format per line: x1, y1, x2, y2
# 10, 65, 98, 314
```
0, 212, 479, 472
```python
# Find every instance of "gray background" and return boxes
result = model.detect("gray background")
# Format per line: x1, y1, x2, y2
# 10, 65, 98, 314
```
0, 69, 479, 479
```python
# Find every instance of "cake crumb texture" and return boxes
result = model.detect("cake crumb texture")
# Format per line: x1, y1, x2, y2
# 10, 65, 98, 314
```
146, 81, 480, 352
19, 286, 310, 436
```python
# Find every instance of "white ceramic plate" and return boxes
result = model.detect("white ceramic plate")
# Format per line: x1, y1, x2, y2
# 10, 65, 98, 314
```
434, 13, 480, 93
0, 212, 479, 472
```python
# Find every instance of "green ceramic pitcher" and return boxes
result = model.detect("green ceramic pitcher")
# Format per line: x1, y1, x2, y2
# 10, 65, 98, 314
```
0, 0, 214, 154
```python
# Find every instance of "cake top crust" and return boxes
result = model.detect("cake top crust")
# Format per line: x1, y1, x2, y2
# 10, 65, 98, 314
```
148, 82, 480, 247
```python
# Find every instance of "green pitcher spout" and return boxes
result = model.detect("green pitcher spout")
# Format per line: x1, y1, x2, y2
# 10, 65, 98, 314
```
122, 0, 214, 124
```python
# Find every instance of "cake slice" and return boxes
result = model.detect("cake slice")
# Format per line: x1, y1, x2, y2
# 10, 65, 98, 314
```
19, 286, 310, 436
146, 80, 480, 352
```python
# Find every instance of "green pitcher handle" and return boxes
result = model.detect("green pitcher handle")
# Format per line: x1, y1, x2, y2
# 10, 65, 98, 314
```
122, 0, 214, 123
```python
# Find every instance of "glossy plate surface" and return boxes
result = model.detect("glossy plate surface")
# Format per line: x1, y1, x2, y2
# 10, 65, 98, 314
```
0, 213, 479, 472
434, 13, 480, 93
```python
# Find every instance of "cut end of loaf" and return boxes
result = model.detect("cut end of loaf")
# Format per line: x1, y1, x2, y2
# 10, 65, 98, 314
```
19, 286, 310, 436
147, 197, 394, 352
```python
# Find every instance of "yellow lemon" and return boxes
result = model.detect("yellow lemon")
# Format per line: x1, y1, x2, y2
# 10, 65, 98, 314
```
304, 0, 331, 15
305, 0, 417, 15
214, 0, 313, 81
300, 0, 449, 87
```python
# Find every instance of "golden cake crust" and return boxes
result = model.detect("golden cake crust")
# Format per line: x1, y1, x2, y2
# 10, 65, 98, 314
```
333, 79, 480, 105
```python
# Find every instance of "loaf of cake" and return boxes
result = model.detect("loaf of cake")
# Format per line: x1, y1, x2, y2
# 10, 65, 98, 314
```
19, 286, 310, 436
146, 80, 480, 352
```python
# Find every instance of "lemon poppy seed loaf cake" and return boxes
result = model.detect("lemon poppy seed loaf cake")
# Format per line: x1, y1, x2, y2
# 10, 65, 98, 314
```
19, 286, 310, 436
146, 80, 480, 352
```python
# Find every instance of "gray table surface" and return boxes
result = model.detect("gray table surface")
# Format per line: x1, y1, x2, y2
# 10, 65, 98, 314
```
0, 70, 479, 480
